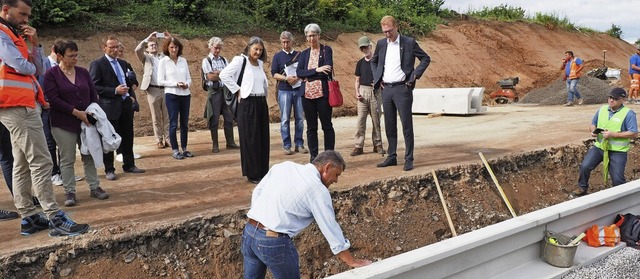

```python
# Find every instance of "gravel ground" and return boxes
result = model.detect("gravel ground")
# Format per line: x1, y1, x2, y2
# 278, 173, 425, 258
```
562, 247, 640, 279
521, 76, 613, 105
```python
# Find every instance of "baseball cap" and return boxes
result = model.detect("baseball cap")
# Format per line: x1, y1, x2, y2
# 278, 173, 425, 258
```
609, 87, 627, 99
358, 36, 371, 48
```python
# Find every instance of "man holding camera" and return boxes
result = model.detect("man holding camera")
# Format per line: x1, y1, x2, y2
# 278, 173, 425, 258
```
573, 88, 638, 196
136, 31, 170, 149
90, 35, 145, 181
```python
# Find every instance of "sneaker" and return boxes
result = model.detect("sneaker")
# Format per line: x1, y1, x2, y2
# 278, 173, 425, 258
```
577, 98, 583, 105
295, 146, 308, 154
571, 187, 588, 197
51, 174, 63, 186
90, 187, 109, 200
284, 148, 293, 155
21, 213, 49, 236
0, 209, 19, 221
172, 151, 184, 160
182, 151, 194, 158
64, 192, 76, 207
563, 102, 573, 107
49, 211, 89, 237
105, 171, 117, 181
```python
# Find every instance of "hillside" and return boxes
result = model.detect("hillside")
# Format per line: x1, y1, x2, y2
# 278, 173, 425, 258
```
39, 18, 637, 137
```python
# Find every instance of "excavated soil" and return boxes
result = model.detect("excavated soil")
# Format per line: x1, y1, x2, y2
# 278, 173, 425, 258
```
2, 19, 640, 278
4, 143, 640, 278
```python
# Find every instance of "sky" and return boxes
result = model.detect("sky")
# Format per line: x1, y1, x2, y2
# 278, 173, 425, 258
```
443, 0, 639, 44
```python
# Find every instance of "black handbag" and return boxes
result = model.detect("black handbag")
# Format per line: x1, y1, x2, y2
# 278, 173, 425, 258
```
223, 57, 247, 118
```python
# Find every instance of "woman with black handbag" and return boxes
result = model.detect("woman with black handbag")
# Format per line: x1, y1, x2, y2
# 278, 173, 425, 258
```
296, 23, 335, 163
220, 37, 269, 184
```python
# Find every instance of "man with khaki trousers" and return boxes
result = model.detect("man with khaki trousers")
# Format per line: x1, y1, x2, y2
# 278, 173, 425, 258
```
135, 31, 169, 148
351, 36, 383, 156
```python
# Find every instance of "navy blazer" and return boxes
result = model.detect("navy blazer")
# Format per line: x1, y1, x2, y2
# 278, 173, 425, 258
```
89, 56, 137, 120
296, 44, 333, 98
371, 35, 430, 90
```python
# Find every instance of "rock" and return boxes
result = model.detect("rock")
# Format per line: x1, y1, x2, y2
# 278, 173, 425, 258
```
59, 267, 72, 277
143, 264, 150, 271
151, 238, 161, 250
396, 246, 402, 251
388, 190, 403, 200
350, 216, 358, 224
67, 249, 76, 258
45, 253, 59, 272
223, 229, 238, 238
124, 249, 137, 263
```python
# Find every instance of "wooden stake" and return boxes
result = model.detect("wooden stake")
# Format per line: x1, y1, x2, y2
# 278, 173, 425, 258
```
478, 152, 517, 218
432, 170, 457, 237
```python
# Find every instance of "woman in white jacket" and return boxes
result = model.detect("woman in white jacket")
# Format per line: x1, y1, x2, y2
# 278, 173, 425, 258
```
219, 37, 269, 184
158, 37, 193, 160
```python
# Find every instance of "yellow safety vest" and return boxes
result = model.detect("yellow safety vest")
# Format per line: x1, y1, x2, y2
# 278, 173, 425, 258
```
595, 105, 631, 152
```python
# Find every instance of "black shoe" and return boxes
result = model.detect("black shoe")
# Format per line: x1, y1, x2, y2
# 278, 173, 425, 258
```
173, 151, 185, 160
124, 166, 146, 173
377, 157, 397, 167
49, 211, 89, 237
226, 143, 239, 149
182, 151, 194, 158
248, 178, 261, 184
403, 160, 414, 171
21, 213, 49, 236
0, 209, 19, 222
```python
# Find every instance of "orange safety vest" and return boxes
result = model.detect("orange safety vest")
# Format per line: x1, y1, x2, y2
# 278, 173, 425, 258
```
0, 23, 45, 109
568, 58, 582, 79
585, 223, 620, 247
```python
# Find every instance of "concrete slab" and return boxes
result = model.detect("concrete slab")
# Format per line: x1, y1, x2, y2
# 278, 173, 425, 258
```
412, 87, 487, 115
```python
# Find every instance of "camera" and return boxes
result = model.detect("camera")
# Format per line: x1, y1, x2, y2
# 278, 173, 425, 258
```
156, 33, 165, 38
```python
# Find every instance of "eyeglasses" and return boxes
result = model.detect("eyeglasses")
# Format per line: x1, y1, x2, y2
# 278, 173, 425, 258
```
106, 45, 119, 49
306, 34, 318, 38
608, 96, 621, 100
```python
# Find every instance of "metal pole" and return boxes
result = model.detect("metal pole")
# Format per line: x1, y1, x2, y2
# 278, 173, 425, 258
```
603, 50, 607, 68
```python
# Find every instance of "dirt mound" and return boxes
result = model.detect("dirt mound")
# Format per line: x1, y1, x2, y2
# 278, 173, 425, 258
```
520, 75, 612, 105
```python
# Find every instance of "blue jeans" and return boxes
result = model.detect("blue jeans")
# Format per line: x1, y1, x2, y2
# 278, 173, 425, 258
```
578, 146, 627, 190
242, 222, 300, 279
165, 94, 191, 151
566, 79, 582, 102
278, 90, 304, 149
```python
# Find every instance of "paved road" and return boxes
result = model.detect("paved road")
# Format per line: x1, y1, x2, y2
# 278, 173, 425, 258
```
0, 104, 610, 257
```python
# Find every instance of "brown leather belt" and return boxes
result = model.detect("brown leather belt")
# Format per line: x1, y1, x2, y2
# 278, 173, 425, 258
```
247, 218, 287, 238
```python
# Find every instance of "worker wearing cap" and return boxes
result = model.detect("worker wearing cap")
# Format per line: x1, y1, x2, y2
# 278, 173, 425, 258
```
573, 88, 638, 196
628, 45, 640, 103
351, 36, 384, 156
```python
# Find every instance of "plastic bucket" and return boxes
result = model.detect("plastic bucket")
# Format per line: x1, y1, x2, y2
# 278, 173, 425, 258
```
541, 234, 579, 268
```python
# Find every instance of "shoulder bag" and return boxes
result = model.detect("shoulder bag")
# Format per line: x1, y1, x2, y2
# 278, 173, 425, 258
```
323, 46, 343, 107
223, 57, 247, 118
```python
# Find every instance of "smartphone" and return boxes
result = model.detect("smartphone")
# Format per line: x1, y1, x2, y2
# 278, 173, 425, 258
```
156, 33, 165, 38
87, 114, 97, 125
593, 128, 604, 134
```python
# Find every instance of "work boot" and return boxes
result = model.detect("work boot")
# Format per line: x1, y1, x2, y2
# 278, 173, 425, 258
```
350, 147, 363, 156
577, 98, 583, 105
210, 129, 219, 153
224, 127, 239, 149
571, 187, 587, 197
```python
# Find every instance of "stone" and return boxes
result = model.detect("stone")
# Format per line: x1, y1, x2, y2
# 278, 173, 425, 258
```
59, 267, 72, 277
388, 190, 403, 200
151, 238, 161, 250
124, 250, 137, 263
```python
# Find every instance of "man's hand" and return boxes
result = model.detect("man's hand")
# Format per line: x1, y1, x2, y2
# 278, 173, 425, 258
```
21, 25, 39, 46
337, 250, 372, 268
116, 84, 129, 95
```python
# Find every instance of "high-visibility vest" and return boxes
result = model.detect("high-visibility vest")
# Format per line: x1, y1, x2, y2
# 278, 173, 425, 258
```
568, 58, 582, 79
594, 105, 631, 152
586, 223, 621, 247
0, 23, 45, 109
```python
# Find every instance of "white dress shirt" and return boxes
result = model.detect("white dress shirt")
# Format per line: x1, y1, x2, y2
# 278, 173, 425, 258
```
247, 161, 352, 255
219, 54, 268, 99
382, 35, 406, 83
158, 56, 192, 96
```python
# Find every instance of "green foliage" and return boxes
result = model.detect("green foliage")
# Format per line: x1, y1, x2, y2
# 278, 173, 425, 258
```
605, 24, 623, 39
391, 0, 445, 17
469, 4, 525, 21
254, 0, 317, 30
31, 0, 85, 27
635, 38, 640, 46
161, 0, 208, 24
531, 12, 575, 30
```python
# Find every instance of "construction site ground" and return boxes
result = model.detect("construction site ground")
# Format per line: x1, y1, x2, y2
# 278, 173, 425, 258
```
0, 103, 629, 258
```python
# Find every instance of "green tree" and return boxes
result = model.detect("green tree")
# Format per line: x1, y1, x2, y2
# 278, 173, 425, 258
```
255, 0, 317, 30
634, 38, 640, 46
605, 23, 623, 39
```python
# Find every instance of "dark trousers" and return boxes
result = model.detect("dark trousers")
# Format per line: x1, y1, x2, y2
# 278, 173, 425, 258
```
382, 84, 414, 162
237, 96, 269, 180
104, 97, 135, 172
302, 97, 334, 161
0, 122, 13, 195
578, 146, 628, 189
166, 93, 191, 151
41, 109, 60, 176
207, 89, 233, 130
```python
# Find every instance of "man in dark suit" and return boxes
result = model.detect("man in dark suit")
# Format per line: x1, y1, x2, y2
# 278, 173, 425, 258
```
89, 35, 145, 180
371, 15, 430, 171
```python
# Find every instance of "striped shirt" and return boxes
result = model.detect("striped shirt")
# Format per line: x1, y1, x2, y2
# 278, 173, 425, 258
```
201, 53, 227, 88
247, 161, 351, 255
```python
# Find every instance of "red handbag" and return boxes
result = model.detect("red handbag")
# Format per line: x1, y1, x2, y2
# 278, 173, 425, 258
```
328, 72, 343, 107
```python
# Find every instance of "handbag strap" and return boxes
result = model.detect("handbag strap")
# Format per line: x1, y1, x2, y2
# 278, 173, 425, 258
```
322, 45, 334, 81
237, 57, 247, 86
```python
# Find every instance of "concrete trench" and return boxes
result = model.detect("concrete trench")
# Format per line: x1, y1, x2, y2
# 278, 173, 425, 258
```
3, 141, 639, 279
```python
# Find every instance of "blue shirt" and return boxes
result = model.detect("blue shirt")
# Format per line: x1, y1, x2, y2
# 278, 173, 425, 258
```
271, 49, 299, 91
247, 161, 351, 255
591, 104, 638, 133
630, 54, 640, 75
0, 27, 43, 76
565, 57, 583, 77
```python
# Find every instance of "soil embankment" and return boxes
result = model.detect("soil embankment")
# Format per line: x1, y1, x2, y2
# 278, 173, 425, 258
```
39, 19, 637, 137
